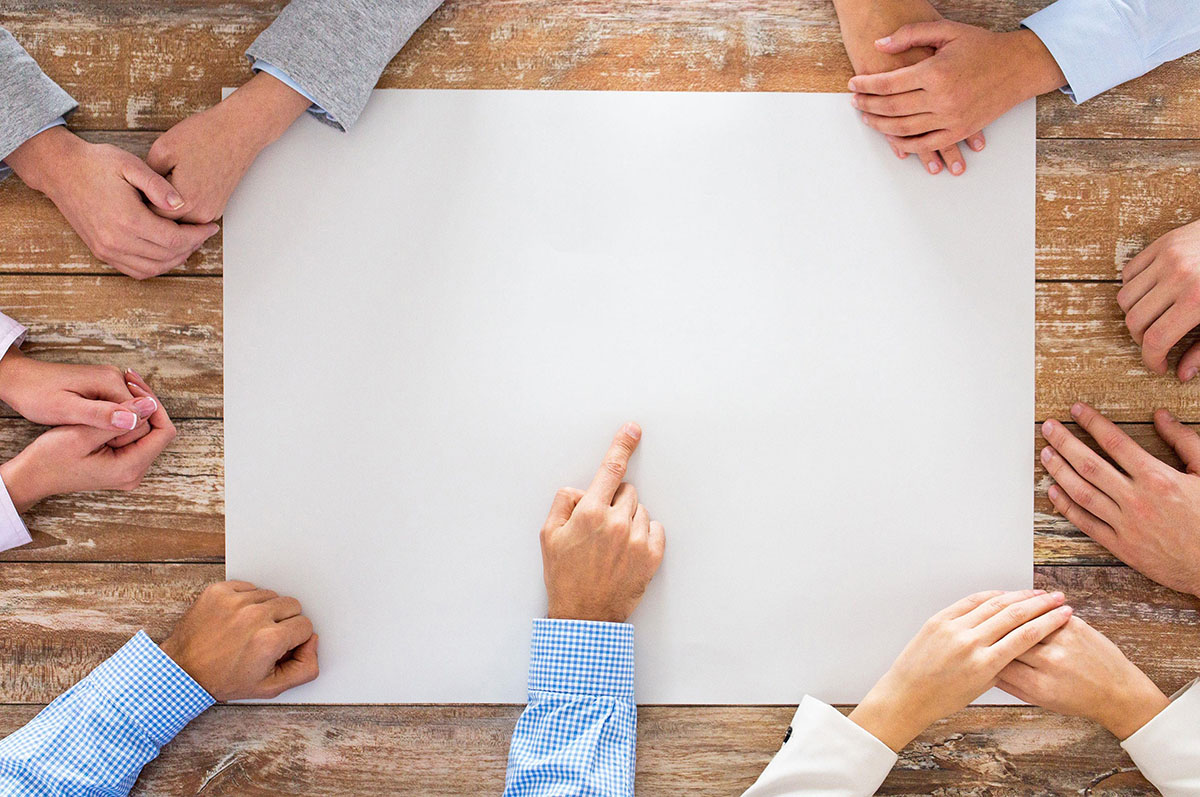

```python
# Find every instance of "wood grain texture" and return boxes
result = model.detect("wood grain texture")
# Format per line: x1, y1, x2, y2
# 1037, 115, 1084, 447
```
0, 703, 1155, 796
2, 0, 1198, 138
0, 420, 223, 563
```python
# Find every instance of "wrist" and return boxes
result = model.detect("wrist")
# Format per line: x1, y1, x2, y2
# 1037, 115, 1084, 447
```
1008, 29, 1067, 99
224, 72, 312, 153
848, 683, 931, 752
0, 344, 27, 407
1095, 677, 1170, 741
0, 455, 45, 513
3, 125, 86, 196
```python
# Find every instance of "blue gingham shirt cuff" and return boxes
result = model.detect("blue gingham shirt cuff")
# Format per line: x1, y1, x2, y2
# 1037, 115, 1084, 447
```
88, 631, 214, 745
250, 60, 339, 127
528, 619, 634, 697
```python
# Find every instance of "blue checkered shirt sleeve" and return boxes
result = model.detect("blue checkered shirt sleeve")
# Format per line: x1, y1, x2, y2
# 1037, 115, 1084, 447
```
0, 630, 214, 796
504, 619, 636, 796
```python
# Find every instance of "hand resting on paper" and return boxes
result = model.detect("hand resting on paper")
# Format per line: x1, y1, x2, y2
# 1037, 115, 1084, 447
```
1040, 402, 1200, 599
148, 72, 313, 227
996, 614, 1168, 741
847, 589, 1073, 751
832, 0, 975, 175
160, 579, 319, 701
0, 370, 176, 512
848, 21, 1066, 161
540, 422, 666, 623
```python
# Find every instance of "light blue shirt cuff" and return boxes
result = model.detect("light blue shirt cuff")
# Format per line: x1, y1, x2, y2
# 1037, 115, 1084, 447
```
0, 116, 66, 181
1022, 0, 1146, 104
528, 619, 634, 697
251, 60, 339, 126
87, 631, 215, 745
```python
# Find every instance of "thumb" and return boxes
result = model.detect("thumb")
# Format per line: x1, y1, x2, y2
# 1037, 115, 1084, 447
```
1178, 340, 1200, 383
66, 394, 159, 433
544, 487, 584, 530
121, 156, 187, 214
875, 20, 960, 53
1153, 409, 1200, 474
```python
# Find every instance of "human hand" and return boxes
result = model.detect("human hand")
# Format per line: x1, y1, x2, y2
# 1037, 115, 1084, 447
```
847, 589, 1072, 751
0, 346, 157, 432
541, 422, 666, 623
159, 580, 319, 701
0, 371, 176, 512
996, 615, 1168, 740
848, 21, 1066, 156
1040, 402, 1200, 598
148, 72, 312, 224
1117, 219, 1200, 378
2, 126, 219, 279
833, 0, 977, 175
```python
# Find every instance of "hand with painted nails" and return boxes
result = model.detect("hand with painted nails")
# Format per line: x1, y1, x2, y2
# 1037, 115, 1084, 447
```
997, 615, 1168, 741
0, 371, 177, 512
847, 589, 1072, 752
148, 72, 313, 225
2, 126, 219, 279
832, 0, 976, 176
0, 346, 154, 433
159, 580, 319, 701
1040, 402, 1200, 598
847, 22, 1065, 159
541, 422, 666, 623
1117, 219, 1200, 379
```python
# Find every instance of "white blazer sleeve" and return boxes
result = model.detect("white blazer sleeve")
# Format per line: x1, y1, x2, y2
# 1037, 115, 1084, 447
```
1121, 678, 1200, 796
742, 697, 897, 797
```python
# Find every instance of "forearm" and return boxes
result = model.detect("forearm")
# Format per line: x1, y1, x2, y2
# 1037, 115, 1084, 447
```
0, 632, 212, 795
222, 71, 312, 150
0, 27, 77, 178
503, 620, 636, 796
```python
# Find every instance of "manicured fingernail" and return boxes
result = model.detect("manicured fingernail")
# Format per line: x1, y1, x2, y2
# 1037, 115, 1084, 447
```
167, 191, 184, 209
927, 161, 940, 174
1048, 484, 1060, 500
1184, 368, 1197, 382
1070, 403, 1084, 418
126, 368, 142, 381
132, 397, 157, 416
623, 422, 641, 440
112, 410, 137, 430
1040, 446, 1053, 464
875, 36, 891, 45
950, 162, 964, 175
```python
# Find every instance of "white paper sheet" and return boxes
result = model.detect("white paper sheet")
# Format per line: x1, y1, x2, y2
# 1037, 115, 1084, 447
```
224, 90, 1035, 704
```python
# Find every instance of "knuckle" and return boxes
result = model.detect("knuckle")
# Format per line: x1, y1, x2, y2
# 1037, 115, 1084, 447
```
602, 457, 627, 479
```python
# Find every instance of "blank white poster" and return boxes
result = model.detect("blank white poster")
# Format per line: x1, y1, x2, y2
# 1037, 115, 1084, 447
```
224, 90, 1035, 704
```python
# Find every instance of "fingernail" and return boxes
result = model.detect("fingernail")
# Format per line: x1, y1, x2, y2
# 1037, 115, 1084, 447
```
623, 422, 642, 440
850, 95, 860, 109
950, 162, 964, 175
132, 397, 158, 416
1184, 368, 1197, 382
1048, 484, 1060, 500
112, 410, 137, 430
1070, 403, 1084, 418
875, 36, 891, 45
847, 78, 858, 91
167, 191, 185, 209
1033, 589, 1046, 595
126, 368, 142, 381
1061, 605, 1074, 617
927, 161, 940, 175
1041, 419, 1056, 436
1050, 591, 1064, 601
1040, 446, 1053, 464
862, 113, 870, 125
970, 138, 984, 151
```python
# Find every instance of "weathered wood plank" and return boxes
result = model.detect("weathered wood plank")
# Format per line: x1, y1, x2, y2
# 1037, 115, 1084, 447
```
3, 0, 1197, 138
1037, 281, 1200, 423
0, 275, 222, 418
1039, 140, 1200, 282
0, 419, 222, 563
0, 702, 1156, 795
0, 564, 1193, 705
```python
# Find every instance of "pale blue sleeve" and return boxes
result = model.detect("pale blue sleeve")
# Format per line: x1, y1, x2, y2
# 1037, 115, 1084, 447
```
504, 619, 637, 797
1023, 0, 1200, 103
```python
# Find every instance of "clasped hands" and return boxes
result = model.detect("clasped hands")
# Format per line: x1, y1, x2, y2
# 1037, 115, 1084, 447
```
5, 72, 311, 280
0, 346, 175, 513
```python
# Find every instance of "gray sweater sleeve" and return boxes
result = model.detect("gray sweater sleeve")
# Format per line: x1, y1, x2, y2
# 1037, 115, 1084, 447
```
244, 0, 444, 132
0, 27, 78, 179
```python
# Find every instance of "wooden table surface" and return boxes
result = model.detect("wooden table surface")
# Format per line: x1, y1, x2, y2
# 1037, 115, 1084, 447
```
1, 1, 1198, 793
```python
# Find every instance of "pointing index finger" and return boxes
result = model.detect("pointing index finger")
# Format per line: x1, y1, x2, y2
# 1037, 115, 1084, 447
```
586, 423, 642, 505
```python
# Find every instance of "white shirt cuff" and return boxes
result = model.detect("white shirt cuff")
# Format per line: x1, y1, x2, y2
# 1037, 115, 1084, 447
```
1022, 0, 1147, 104
742, 696, 898, 796
1121, 678, 1200, 796
0, 469, 31, 552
